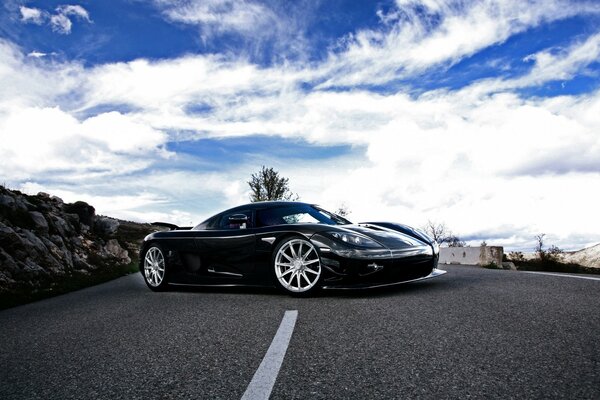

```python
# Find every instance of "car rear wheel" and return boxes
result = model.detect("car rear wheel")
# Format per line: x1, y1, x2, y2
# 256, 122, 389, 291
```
273, 237, 322, 296
142, 245, 169, 291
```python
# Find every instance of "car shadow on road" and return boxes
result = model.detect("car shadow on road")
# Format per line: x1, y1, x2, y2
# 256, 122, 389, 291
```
164, 277, 452, 299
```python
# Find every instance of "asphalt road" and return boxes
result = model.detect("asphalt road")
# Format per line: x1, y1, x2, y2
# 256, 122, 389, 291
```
1, 265, 598, 399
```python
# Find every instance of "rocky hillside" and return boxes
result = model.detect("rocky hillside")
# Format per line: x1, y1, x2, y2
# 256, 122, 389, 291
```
562, 243, 600, 269
0, 186, 158, 308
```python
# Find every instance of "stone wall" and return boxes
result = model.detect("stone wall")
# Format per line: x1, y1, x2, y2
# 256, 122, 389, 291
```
439, 246, 503, 267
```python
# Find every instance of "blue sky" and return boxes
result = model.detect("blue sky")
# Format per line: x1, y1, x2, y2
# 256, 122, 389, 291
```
1, 0, 600, 251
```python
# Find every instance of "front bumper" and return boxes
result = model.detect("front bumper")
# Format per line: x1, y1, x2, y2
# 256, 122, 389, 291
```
317, 249, 441, 287
310, 233, 442, 289
321, 268, 447, 290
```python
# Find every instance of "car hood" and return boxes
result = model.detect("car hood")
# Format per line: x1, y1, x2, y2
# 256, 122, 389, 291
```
340, 224, 430, 249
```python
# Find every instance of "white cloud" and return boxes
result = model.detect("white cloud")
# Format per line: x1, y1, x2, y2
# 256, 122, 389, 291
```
27, 50, 47, 58
151, 0, 312, 61
19, 6, 45, 25
518, 32, 600, 87
0, 39, 84, 108
0, 106, 171, 180
56, 5, 90, 21
50, 13, 72, 34
155, 0, 272, 34
316, 0, 600, 88
50, 5, 91, 34
19, 4, 91, 34
2, 3, 600, 250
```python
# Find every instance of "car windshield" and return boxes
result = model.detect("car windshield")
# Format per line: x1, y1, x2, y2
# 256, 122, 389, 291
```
256, 204, 352, 227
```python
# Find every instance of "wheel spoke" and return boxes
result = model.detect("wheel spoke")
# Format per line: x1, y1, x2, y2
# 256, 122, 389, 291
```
302, 247, 314, 260
304, 258, 319, 265
282, 252, 293, 262
289, 244, 297, 258
277, 262, 293, 267
304, 267, 319, 274
301, 272, 311, 284
286, 271, 297, 285
280, 268, 294, 277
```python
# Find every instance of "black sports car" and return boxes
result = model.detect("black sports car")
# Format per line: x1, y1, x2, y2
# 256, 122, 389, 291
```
140, 201, 445, 295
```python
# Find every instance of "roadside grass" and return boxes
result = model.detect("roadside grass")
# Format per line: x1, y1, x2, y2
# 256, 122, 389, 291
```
513, 259, 600, 275
481, 262, 503, 270
0, 260, 140, 310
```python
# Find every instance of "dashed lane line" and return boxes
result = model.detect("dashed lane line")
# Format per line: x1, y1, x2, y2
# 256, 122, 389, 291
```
241, 310, 298, 400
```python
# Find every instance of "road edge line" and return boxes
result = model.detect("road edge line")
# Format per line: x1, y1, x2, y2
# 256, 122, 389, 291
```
521, 271, 600, 281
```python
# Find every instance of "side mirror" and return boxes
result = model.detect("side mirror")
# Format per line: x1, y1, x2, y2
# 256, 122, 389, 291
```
228, 214, 249, 224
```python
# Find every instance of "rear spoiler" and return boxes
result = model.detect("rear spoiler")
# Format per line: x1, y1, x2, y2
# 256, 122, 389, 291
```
152, 222, 193, 231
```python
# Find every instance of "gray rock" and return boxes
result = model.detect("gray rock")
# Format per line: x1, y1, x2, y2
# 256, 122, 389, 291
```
0, 248, 19, 274
0, 223, 22, 249
502, 261, 517, 270
49, 234, 66, 249
49, 215, 74, 237
63, 201, 95, 227
0, 195, 15, 209
65, 212, 80, 225
51, 196, 64, 205
104, 239, 130, 263
23, 259, 46, 275
0, 270, 16, 287
72, 253, 91, 270
71, 235, 83, 247
29, 211, 49, 232
19, 230, 48, 255
95, 217, 119, 236
13, 196, 30, 212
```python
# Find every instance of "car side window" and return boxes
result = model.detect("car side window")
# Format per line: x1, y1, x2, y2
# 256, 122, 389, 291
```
219, 211, 253, 230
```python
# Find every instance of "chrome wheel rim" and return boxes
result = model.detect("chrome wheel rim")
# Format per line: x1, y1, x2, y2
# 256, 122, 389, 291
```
275, 239, 321, 293
144, 247, 165, 287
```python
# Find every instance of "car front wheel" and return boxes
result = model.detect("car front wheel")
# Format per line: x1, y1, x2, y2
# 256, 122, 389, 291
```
272, 237, 322, 296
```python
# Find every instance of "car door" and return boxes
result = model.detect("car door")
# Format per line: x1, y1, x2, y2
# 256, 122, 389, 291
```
194, 210, 256, 280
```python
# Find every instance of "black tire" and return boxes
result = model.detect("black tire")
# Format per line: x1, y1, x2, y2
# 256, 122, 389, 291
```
141, 244, 170, 291
272, 236, 322, 296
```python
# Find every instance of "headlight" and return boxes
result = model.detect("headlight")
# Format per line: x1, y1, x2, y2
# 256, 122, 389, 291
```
327, 231, 383, 248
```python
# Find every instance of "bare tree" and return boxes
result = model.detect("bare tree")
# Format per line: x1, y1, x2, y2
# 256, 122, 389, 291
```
248, 166, 298, 202
534, 233, 546, 260
535, 233, 563, 262
335, 203, 351, 217
447, 235, 466, 247
423, 220, 464, 246
423, 220, 449, 244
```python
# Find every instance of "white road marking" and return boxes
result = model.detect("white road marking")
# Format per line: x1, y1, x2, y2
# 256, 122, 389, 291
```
241, 310, 298, 400
521, 271, 600, 281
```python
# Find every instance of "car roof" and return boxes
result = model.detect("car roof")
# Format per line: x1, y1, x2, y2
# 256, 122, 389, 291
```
224, 201, 313, 213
